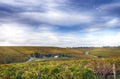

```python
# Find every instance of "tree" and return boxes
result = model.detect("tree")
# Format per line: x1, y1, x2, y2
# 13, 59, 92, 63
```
31, 52, 40, 58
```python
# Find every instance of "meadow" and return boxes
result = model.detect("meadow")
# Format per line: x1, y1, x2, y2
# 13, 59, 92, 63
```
0, 46, 92, 64
1, 46, 120, 79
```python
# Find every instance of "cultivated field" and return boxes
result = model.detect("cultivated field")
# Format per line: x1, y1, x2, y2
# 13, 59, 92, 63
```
1, 46, 120, 79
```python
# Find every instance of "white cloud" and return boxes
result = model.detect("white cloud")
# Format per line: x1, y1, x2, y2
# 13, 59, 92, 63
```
0, 23, 30, 44
85, 18, 120, 32
0, 0, 67, 11
37, 24, 57, 32
79, 31, 120, 47
0, 23, 79, 46
0, 0, 93, 26
0, 0, 120, 47
99, 3, 120, 10
0, 23, 120, 47
106, 18, 120, 27
21, 11, 93, 26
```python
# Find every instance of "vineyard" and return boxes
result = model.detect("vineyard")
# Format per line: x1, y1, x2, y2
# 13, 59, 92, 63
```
1, 47, 120, 79
0, 46, 92, 64
1, 58, 120, 79
1, 46, 120, 64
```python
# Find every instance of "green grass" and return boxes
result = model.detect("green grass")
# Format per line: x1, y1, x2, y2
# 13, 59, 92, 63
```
89, 48, 120, 57
74, 47, 120, 57
1, 58, 120, 79
1, 46, 120, 64
0, 46, 91, 64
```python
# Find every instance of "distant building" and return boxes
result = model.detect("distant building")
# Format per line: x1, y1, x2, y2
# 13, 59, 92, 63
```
85, 51, 89, 55
54, 55, 59, 58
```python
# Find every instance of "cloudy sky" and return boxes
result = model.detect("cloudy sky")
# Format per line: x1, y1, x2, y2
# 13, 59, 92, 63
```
0, 0, 120, 47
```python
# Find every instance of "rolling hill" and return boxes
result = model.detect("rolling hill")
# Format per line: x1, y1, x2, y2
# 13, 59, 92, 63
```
75, 47, 120, 58
89, 47, 120, 57
0, 46, 92, 64
1, 46, 120, 64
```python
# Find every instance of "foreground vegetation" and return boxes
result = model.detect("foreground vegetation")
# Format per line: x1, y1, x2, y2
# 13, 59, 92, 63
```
1, 46, 120, 79
1, 58, 120, 79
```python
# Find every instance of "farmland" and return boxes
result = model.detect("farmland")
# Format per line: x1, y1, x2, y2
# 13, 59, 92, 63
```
1, 46, 120, 79
1, 58, 120, 79
89, 47, 120, 57
0, 46, 92, 64
75, 47, 120, 57
1, 46, 120, 64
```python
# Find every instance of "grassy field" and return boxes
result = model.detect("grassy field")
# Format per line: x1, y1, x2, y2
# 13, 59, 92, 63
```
89, 47, 120, 57
0, 46, 92, 64
74, 47, 120, 57
1, 47, 120, 79
0, 46, 120, 64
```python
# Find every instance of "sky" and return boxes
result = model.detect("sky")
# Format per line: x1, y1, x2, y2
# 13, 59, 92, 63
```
0, 0, 120, 47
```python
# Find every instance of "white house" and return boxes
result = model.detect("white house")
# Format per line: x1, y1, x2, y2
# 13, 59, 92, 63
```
85, 51, 89, 55
54, 55, 59, 58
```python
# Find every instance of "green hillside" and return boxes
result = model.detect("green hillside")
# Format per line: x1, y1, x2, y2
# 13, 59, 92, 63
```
1, 46, 120, 64
89, 48, 120, 57
0, 46, 91, 64
76, 47, 120, 58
